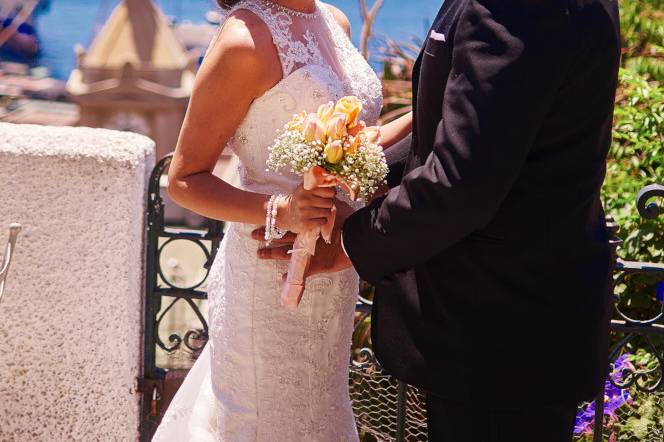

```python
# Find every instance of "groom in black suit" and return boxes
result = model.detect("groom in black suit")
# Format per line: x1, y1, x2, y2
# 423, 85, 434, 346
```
261, 0, 621, 439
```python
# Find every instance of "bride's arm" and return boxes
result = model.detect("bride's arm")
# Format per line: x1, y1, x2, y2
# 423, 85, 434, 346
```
380, 112, 412, 149
168, 12, 334, 233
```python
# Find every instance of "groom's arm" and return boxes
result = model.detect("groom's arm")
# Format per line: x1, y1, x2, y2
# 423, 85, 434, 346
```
342, 0, 572, 285
385, 134, 412, 188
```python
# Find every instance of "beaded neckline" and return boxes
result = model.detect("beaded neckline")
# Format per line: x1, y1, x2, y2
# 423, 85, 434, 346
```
261, 0, 320, 19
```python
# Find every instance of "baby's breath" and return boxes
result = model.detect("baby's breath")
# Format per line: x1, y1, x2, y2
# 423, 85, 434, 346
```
267, 125, 388, 201
337, 141, 388, 201
266, 129, 324, 175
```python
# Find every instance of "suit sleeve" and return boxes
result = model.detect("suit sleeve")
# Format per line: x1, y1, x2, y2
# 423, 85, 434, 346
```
342, 0, 571, 285
384, 134, 412, 188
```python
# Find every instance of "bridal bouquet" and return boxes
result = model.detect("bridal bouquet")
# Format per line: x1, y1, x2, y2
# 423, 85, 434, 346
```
267, 96, 388, 309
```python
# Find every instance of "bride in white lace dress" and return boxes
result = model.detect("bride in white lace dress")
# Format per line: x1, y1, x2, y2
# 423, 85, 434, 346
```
152, 0, 411, 440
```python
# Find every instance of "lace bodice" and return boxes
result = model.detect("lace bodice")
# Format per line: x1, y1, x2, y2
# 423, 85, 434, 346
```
212, 0, 383, 196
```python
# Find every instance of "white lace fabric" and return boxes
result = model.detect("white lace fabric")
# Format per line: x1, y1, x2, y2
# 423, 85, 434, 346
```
153, 1, 383, 441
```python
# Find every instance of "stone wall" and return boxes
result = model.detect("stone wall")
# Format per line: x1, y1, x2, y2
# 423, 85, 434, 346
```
0, 123, 155, 441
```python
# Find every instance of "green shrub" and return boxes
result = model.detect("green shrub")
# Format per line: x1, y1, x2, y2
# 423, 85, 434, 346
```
605, 70, 663, 253
619, 0, 664, 82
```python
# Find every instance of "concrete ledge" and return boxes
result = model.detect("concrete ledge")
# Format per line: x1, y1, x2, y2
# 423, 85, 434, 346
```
0, 123, 154, 167
0, 123, 155, 441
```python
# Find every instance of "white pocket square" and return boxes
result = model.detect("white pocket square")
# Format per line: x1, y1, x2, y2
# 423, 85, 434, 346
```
429, 30, 446, 42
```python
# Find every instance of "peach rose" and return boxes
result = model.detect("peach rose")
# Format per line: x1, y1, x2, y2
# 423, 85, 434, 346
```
302, 114, 327, 143
345, 126, 382, 155
359, 126, 382, 145
348, 120, 367, 137
326, 113, 348, 140
345, 136, 362, 155
334, 96, 363, 128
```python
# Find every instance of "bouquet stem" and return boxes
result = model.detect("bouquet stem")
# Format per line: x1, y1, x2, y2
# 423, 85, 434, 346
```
280, 166, 337, 309
280, 229, 318, 310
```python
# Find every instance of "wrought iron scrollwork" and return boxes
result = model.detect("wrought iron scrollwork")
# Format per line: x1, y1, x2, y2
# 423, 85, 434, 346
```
156, 237, 212, 291
612, 261, 664, 326
636, 184, 664, 220
352, 347, 378, 370
154, 296, 210, 354
608, 333, 664, 393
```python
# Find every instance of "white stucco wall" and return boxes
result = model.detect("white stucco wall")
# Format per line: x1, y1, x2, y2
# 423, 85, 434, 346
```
0, 123, 155, 442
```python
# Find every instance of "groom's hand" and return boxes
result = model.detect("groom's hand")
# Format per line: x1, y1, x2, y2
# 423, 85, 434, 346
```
252, 228, 353, 276
252, 228, 297, 260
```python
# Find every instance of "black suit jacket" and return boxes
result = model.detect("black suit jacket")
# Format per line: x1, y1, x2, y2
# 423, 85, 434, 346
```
343, 0, 621, 406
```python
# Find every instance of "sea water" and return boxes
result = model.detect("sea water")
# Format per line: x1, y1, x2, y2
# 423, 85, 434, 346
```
26, 0, 440, 80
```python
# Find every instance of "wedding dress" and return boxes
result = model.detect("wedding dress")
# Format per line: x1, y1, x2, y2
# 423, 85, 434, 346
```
152, 1, 383, 440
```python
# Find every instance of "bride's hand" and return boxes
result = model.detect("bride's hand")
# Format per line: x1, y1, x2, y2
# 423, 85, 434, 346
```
276, 184, 336, 233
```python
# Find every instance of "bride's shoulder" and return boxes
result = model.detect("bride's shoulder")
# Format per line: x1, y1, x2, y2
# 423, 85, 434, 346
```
204, 9, 280, 72
199, 10, 282, 92
215, 9, 275, 56
320, 2, 352, 37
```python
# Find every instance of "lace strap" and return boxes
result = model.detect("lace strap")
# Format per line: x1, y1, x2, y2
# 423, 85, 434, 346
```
224, 0, 298, 76
318, 3, 341, 39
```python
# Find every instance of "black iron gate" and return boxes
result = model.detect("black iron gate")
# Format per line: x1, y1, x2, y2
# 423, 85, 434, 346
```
139, 154, 223, 440
139, 155, 664, 441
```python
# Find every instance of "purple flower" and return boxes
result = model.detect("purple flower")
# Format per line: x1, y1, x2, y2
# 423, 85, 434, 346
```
575, 403, 596, 435
574, 353, 634, 436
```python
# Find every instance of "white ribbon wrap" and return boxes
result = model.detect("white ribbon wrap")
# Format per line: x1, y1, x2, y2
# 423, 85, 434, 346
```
280, 166, 341, 310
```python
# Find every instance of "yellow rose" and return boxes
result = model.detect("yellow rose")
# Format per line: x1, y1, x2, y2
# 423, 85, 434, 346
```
324, 140, 344, 164
287, 111, 307, 131
316, 101, 335, 124
302, 114, 327, 143
326, 113, 348, 140
334, 96, 363, 128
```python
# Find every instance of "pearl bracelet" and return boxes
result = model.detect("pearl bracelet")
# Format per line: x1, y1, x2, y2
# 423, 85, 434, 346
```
265, 195, 276, 242
271, 194, 288, 240
265, 194, 288, 244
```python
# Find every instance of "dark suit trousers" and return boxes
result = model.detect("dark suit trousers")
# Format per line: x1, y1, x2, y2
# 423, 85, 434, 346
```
426, 394, 577, 442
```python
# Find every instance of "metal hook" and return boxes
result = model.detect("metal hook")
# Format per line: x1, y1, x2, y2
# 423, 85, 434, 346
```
0, 223, 22, 305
